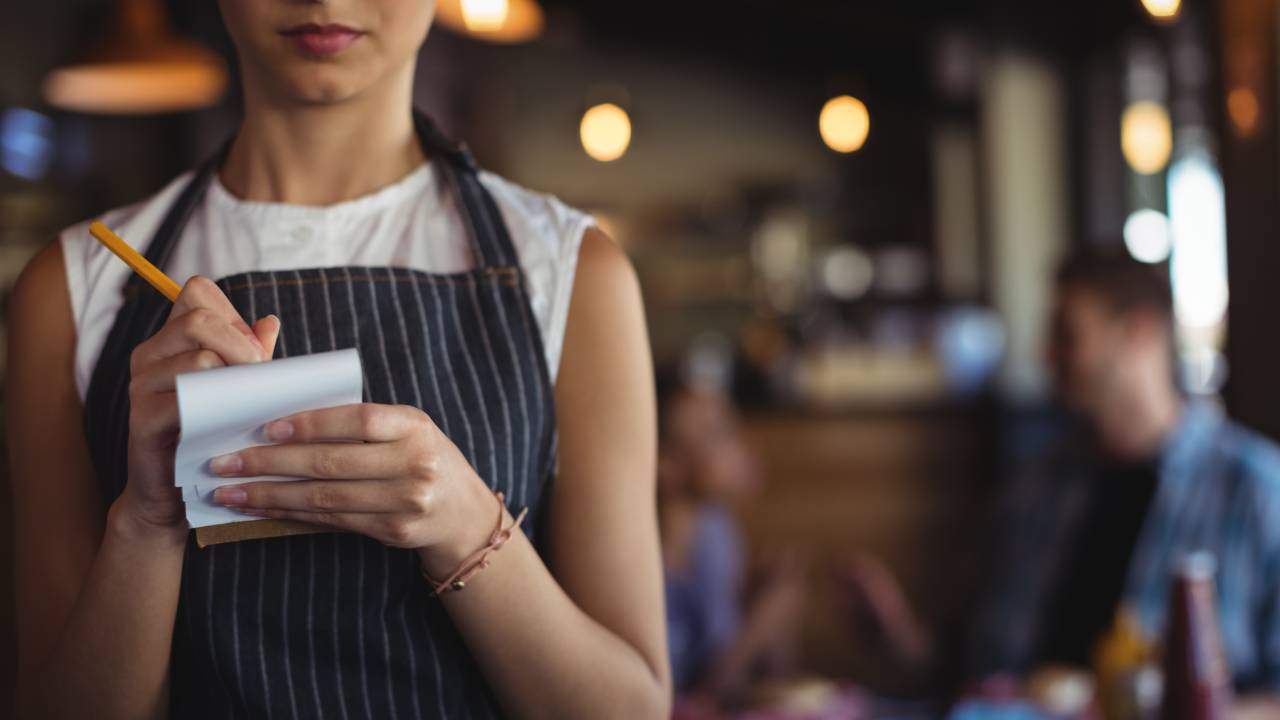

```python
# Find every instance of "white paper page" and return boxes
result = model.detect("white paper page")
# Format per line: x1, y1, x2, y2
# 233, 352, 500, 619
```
174, 348, 364, 528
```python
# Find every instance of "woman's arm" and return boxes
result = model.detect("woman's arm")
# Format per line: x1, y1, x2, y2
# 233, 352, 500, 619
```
8, 245, 275, 719
454, 227, 671, 716
9, 241, 182, 719
215, 228, 672, 718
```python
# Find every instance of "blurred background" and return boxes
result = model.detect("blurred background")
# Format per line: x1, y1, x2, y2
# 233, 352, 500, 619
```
3, 0, 1278, 713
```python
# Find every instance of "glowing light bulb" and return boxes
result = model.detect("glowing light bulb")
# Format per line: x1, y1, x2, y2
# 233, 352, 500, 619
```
1121, 101, 1173, 175
819, 95, 870, 154
460, 0, 510, 32
580, 103, 632, 162
1141, 0, 1181, 21
436, 0, 543, 43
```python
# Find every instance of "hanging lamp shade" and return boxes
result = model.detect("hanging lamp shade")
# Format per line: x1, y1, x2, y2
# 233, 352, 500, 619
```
43, 0, 227, 115
435, 0, 545, 44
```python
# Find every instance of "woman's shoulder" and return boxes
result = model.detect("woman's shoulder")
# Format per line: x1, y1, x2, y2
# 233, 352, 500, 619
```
474, 172, 598, 376
475, 171, 595, 265
57, 172, 197, 324
59, 171, 197, 261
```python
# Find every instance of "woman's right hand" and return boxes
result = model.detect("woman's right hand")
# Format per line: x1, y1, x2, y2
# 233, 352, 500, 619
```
118, 276, 280, 534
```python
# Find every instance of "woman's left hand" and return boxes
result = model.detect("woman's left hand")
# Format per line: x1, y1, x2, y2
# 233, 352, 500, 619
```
210, 403, 498, 576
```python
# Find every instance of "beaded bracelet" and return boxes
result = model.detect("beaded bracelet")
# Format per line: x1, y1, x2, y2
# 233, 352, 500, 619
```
422, 490, 527, 596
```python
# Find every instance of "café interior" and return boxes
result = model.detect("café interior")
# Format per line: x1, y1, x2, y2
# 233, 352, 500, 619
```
4, 0, 1280, 718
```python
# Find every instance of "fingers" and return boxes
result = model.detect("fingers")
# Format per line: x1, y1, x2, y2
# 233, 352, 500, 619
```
212, 478, 412, 513
132, 315, 267, 381
132, 277, 272, 374
140, 307, 266, 369
252, 314, 281, 359
268, 404, 428, 444
129, 349, 227, 395
173, 275, 257, 344
210, 441, 412, 480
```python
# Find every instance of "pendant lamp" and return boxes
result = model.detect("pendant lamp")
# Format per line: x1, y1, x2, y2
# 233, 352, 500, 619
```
43, 0, 228, 115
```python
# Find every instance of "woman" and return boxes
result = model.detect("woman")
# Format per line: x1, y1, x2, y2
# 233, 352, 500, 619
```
8, 1, 669, 718
655, 372, 801, 701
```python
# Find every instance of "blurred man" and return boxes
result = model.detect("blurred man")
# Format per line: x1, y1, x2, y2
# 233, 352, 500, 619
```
968, 252, 1280, 707
855, 252, 1280, 713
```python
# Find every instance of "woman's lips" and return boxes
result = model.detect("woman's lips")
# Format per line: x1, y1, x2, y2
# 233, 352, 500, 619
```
280, 24, 365, 57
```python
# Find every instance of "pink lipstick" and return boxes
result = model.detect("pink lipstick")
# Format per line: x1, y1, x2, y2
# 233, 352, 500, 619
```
280, 23, 365, 57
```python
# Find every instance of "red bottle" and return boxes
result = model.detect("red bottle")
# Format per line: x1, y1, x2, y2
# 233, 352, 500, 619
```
1160, 552, 1232, 720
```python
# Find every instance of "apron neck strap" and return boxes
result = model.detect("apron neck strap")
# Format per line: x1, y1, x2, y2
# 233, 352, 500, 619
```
413, 111, 516, 269
126, 142, 228, 295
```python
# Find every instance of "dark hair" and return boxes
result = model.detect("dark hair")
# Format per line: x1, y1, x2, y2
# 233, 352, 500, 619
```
1055, 250, 1173, 322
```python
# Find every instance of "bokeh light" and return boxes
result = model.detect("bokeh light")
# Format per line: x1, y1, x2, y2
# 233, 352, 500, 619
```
1121, 101, 1173, 175
1168, 153, 1229, 330
580, 103, 633, 162
819, 96, 870, 154
1227, 87, 1260, 139
1141, 0, 1181, 21
936, 307, 1006, 394
41, 0, 229, 115
0, 108, 55, 180
435, 0, 544, 43
460, 0, 510, 32
1123, 209, 1173, 264
819, 245, 875, 300
44, 60, 227, 115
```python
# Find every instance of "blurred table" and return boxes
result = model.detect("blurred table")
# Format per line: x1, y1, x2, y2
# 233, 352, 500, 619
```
737, 403, 998, 689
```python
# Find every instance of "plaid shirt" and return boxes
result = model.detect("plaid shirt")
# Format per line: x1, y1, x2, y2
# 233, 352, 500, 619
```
970, 403, 1280, 691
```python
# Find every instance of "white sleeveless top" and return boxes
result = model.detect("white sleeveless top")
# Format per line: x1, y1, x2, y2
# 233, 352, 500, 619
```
59, 163, 593, 401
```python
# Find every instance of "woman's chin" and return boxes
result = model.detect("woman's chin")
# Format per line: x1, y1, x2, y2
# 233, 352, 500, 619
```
270, 67, 379, 106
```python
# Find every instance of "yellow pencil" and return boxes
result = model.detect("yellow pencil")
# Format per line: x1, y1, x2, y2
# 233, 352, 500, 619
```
89, 221, 183, 302
88, 221, 314, 546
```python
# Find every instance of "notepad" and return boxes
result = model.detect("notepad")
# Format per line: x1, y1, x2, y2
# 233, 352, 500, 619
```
175, 348, 364, 530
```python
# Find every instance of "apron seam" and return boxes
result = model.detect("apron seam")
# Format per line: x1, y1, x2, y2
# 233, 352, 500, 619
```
219, 272, 519, 294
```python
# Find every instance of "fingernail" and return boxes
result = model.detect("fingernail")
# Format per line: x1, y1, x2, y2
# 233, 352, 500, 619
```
210, 453, 244, 476
213, 487, 248, 506
265, 420, 294, 442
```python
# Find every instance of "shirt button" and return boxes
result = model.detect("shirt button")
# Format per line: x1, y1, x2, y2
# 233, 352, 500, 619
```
291, 226, 313, 242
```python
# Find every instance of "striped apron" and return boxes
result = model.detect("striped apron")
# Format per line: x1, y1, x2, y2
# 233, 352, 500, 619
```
81, 112, 558, 719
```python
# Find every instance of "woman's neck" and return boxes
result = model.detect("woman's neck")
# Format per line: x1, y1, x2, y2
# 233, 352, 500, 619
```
220, 72, 425, 206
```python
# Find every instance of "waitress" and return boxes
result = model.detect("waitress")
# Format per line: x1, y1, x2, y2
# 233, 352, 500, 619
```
8, 1, 669, 718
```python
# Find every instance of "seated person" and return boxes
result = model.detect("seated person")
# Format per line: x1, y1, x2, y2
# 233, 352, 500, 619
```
656, 370, 803, 701
857, 252, 1280, 712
